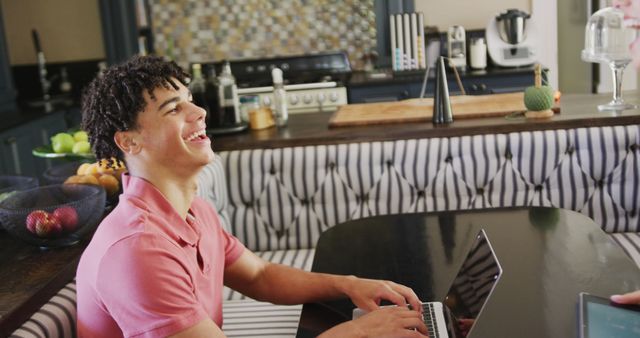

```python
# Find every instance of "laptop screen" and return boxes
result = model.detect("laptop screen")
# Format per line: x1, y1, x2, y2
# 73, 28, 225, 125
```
443, 229, 502, 337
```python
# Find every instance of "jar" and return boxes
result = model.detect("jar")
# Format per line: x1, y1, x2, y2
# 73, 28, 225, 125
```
239, 95, 260, 123
469, 37, 487, 70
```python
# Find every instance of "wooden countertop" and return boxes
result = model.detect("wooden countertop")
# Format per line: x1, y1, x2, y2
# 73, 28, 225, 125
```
212, 91, 640, 152
0, 231, 87, 336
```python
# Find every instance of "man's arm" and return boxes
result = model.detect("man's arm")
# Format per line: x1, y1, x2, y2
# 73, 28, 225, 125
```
224, 249, 422, 312
168, 318, 226, 338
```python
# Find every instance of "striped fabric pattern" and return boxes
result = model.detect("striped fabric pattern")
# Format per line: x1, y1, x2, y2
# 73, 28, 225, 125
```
214, 125, 640, 252
9, 280, 77, 338
222, 300, 302, 338
610, 233, 640, 267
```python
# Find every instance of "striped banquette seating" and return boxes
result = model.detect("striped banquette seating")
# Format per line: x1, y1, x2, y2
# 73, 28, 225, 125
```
11, 125, 640, 337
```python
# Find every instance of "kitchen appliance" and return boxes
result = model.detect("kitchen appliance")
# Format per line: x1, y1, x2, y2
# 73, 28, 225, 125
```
486, 9, 537, 67
447, 26, 467, 69
203, 52, 350, 115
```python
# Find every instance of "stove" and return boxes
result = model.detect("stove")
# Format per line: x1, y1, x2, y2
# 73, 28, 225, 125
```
204, 52, 351, 114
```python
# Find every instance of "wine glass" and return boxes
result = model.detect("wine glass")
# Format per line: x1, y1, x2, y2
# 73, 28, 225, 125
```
582, 7, 638, 111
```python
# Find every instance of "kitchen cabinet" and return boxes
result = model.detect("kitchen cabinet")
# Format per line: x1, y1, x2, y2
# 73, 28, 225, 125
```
99, 0, 153, 65
347, 66, 535, 104
0, 4, 16, 114
0, 111, 67, 177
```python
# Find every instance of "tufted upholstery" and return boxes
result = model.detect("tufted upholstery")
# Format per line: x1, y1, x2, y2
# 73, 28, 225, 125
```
12, 125, 640, 338
220, 125, 640, 252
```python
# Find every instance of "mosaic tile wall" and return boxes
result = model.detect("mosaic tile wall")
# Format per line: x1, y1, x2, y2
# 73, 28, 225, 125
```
150, 0, 377, 70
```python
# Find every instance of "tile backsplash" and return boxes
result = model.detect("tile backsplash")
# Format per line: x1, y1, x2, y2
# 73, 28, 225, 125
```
150, 0, 377, 70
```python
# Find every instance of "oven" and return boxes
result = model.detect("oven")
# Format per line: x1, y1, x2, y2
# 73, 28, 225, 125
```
205, 52, 351, 114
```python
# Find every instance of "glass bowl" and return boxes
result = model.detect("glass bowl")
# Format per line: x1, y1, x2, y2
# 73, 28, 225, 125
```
42, 160, 90, 185
0, 184, 106, 248
0, 176, 39, 202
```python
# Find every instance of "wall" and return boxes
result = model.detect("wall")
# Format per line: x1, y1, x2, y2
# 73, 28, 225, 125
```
414, 0, 531, 30
557, 0, 591, 93
150, 0, 377, 70
1, 0, 105, 65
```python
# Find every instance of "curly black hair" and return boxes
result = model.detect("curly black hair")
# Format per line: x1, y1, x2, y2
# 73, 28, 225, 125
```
81, 55, 189, 165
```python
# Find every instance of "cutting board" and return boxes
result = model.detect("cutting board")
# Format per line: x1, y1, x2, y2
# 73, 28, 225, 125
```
329, 92, 559, 127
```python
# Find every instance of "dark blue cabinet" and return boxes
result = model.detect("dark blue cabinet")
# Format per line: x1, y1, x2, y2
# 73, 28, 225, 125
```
0, 4, 17, 114
0, 111, 67, 178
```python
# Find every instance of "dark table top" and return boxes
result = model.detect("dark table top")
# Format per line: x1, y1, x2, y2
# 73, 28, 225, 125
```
296, 207, 640, 338
212, 91, 640, 152
0, 230, 87, 336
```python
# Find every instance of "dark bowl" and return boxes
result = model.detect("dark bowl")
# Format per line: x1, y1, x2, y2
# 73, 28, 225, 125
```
42, 160, 90, 185
0, 184, 106, 248
0, 176, 39, 202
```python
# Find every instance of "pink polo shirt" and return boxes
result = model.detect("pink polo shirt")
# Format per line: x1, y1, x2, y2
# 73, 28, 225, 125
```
76, 174, 245, 338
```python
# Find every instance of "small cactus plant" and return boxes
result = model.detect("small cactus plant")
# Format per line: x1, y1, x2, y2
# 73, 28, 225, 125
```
524, 64, 554, 118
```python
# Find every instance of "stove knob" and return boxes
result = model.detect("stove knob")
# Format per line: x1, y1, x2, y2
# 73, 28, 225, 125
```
317, 93, 326, 103
262, 96, 271, 106
303, 94, 313, 104
289, 94, 299, 105
329, 92, 339, 102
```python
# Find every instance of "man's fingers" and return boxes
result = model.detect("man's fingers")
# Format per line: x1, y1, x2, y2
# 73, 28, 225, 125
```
388, 282, 423, 312
611, 290, 640, 304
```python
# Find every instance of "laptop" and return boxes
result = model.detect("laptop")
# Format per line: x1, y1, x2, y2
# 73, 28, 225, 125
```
353, 229, 503, 338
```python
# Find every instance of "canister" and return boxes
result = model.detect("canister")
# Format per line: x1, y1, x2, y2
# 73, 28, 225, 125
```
469, 37, 487, 69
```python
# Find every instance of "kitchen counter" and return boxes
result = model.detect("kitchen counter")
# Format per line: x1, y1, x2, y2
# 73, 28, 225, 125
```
0, 231, 87, 336
212, 91, 640, 152
348, 65, 538, 87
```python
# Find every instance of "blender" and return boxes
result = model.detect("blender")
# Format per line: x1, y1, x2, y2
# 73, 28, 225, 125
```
486, 9, 538, 67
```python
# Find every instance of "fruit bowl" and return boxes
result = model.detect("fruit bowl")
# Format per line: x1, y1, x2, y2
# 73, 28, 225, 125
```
42, 160, 90, 185
0, 184, 106, 248
0, 175, 39, 202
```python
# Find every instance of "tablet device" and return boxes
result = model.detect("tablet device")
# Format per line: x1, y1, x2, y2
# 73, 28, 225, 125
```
579, 292, 640, 338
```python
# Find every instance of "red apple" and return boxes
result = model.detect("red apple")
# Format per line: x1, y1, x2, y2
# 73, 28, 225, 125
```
53, 206, 78, 232
25, 210, 62, 238
25, 210, 48, 233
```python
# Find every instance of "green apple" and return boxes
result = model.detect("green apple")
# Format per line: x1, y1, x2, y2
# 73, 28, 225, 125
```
51, 133, 75, 153
72, 140, 91, 154
73, 130, 88, 142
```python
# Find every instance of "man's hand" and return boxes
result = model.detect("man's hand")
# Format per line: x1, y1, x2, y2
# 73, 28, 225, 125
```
340, 276, 423, 314
611, 290, 640, 304
319, 306, 429, 338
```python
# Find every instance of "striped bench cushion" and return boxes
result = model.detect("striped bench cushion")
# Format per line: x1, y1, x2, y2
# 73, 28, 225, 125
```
217, 126, 640, 252
224, 248, 316, 301
609, 233, 640, 268
9, 281, 77, 338
222, 300, 302, 338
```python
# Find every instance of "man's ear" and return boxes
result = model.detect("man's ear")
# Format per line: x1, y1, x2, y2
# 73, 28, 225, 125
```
114, 131, 141, 155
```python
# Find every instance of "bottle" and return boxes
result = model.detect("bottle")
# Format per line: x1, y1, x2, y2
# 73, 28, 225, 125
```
204, 65, 221, 128
189, 63, 209, 114
217, 61, 241, 126
271, 67, 288, 126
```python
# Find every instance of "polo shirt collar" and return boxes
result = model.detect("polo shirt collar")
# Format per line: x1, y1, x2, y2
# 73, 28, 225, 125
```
121, 174, 199, 246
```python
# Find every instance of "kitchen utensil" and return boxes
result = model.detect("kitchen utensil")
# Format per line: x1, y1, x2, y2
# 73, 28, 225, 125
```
328, 92, 560, 127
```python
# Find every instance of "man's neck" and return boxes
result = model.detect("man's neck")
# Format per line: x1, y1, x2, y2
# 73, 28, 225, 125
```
128, 164, 199, 220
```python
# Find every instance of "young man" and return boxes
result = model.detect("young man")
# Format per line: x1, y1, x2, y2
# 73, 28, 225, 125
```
76, 56, 429, 338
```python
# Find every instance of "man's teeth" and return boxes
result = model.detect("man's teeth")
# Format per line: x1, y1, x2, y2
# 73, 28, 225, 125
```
186, 130, 206, 141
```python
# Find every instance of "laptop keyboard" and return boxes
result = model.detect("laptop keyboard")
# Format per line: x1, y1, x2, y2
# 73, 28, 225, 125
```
422, 303, 441, 338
